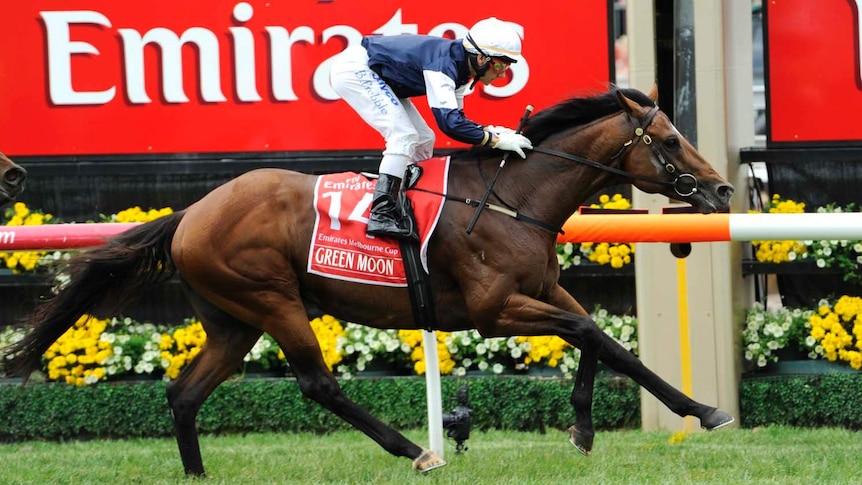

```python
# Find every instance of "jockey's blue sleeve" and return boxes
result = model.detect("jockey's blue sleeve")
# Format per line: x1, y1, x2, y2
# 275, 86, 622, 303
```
362, 35, 486, 145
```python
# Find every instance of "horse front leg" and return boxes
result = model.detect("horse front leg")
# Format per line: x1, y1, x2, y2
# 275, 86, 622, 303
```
546, 284, 734, 432
593, 327, 734, 429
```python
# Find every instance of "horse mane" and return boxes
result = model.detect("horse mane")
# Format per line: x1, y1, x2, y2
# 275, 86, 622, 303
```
522, 87, 655, 145
449, 87, 655, 161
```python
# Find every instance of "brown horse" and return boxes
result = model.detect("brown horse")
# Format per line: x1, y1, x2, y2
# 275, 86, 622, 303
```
0, 152, 27, 207
2, 86, 734, 476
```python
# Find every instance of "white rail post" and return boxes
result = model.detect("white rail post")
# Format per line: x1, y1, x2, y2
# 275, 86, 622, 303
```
422, 330, 444, 458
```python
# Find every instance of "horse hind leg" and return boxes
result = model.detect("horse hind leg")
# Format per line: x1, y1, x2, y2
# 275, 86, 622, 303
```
568, 344, 598, 455
167, 284, 263, 477
264, 302, 444, 471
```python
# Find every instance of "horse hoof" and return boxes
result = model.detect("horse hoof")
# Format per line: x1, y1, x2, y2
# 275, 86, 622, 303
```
412, 449, 447, 473
568, 425, 593, 456
700, 408, 735, 430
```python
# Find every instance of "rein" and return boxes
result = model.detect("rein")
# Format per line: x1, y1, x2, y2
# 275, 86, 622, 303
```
410, 186, 562, 234
415, 104, 701, 235
531, 106, 698, 198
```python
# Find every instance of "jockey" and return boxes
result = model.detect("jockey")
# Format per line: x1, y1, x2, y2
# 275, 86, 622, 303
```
330, 17, 533, 239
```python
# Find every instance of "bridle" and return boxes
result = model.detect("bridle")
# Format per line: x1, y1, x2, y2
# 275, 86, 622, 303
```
530, 105, 699, 198
435, 102, 703, 235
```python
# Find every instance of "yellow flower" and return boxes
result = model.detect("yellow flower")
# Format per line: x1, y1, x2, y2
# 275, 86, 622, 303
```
807, 297, 862, 369
113, 206, 174, 223
309, 314, 345, 371
42, 315, 112, 386
668, 431, 687, 444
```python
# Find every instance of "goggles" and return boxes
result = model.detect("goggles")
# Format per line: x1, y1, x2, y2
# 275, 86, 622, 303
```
490, 59, 511, 73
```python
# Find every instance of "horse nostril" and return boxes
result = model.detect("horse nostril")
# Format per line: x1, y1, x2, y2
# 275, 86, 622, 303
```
5, 167, 27, 186
717, 183, 734, 202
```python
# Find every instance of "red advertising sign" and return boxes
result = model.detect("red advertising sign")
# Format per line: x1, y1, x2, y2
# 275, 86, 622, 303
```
766, 0, 862, 145
0, 1, 612, 156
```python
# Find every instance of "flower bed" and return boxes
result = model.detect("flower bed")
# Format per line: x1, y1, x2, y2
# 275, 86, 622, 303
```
0, 202, 173, 274
0, 308, 639, 386
751, 195, 862, 282
556, 193, 636, 270
744, 297, 862, 371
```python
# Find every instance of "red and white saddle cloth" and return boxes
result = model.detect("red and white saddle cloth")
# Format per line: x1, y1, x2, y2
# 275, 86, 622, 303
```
307, 156, 450, 287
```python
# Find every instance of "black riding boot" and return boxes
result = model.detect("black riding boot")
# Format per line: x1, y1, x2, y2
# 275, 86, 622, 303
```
367, 174, 412, 239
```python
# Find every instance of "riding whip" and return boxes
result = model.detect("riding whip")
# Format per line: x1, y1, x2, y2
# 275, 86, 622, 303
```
466, 104, 534, 235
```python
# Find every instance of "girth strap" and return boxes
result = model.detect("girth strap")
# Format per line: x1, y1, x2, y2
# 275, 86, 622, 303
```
398, 197, 437, 331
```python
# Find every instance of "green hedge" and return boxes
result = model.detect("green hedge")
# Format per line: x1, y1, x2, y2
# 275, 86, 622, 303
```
740, 373, 862, 428
4, 373, 861, 443
0, 374, 640, 442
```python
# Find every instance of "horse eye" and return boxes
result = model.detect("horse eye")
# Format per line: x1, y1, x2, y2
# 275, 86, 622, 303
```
663, 137, 681, 151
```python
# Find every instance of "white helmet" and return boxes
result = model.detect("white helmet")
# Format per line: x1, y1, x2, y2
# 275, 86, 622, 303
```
463, 17, 522, 63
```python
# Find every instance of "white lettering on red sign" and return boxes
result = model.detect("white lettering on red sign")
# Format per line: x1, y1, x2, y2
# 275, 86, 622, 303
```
40, 2, 527, 107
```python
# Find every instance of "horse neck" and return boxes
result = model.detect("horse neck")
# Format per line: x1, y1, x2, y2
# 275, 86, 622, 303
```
500, 114, 629, 230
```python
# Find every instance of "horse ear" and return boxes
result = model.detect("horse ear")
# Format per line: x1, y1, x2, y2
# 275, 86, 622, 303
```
647, 83, 659, 103
615, 89, 642, 116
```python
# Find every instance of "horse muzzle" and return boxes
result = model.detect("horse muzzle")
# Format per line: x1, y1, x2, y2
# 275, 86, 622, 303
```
688, 181, 734, 213
1, 165, 27, 201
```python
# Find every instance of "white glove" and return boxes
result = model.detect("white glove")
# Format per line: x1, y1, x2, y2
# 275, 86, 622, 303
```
485, 125, 516, 135
492, 132, 533, 159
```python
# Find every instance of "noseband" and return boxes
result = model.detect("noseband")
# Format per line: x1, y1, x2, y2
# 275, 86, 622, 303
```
530, 105, 699, 198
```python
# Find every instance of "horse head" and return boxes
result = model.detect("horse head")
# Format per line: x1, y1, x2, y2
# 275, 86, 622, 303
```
611, 85, 734, 213
518, 86, 734, 230
0, 152, 27, 207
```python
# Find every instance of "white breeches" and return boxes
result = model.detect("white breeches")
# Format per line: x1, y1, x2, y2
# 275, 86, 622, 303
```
330, 45, 436, 177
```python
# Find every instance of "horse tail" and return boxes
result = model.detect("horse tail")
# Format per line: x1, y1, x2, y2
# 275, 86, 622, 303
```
1, 211, 186, 378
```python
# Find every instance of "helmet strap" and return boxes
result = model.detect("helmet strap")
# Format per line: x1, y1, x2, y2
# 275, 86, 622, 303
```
468, 53, 490, 89
465, 33, 492, 88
